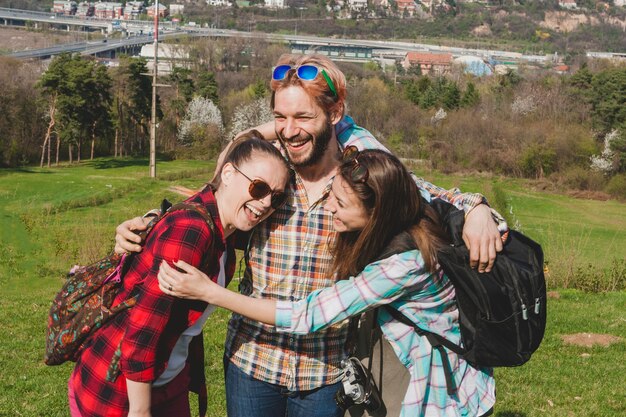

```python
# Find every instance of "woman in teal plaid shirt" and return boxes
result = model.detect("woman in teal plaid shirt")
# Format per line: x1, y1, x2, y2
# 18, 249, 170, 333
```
158, 148, 496, 417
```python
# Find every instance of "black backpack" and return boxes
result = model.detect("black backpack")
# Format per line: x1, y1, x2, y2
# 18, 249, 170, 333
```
379, 199, 547, 394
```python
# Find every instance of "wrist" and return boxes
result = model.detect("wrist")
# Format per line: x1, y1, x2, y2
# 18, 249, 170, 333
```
465, 202, 488, 220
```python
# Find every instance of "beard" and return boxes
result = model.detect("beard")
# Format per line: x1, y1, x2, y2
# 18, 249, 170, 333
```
278, 120, 334, 168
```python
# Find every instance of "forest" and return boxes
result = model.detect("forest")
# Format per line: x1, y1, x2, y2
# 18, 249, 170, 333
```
0, 36, 625, 200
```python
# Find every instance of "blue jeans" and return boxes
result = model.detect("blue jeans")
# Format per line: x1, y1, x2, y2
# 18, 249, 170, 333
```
224, 357, 344, 417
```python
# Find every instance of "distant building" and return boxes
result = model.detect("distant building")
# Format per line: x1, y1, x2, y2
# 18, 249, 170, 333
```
558, 0, 577, 9
454, 55, 493, 76
371, 0, 390, 8
348, 0, 368, 11
553, 64, 569, 74
146, 3, 169, 18
124, 1, 144, 19
52, 1, 77, 15
75, 2, 94, 18
140, 43, 190, 74
402, 51, 452, 75
93, 2, 123, 19
207, 0, 232, 6
169, 4, 185, 15
396, 0, 418, 16
264, 0, 286, 8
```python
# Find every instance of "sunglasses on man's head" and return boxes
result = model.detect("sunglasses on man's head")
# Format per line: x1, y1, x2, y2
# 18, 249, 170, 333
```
232, 165, 288, 209
341, 146, 368, 183
272, 64, 338, 98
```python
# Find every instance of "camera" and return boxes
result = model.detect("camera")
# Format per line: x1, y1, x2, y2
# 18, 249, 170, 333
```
335, 357, 386, 416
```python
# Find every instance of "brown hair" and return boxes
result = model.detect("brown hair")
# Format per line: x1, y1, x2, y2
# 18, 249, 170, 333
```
210, 130, 289, 189
331, 150, 449, 279
269, 53, 346, 119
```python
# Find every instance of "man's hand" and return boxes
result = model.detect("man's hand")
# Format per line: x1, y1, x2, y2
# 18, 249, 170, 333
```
462, 204, 503, 273
114, 216, 150, 254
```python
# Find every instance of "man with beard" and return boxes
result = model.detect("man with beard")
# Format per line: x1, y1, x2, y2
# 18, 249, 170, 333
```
115, 54, 505, 416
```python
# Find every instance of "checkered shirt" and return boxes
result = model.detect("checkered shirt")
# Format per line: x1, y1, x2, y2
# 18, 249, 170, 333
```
69, 188, 235, 416
224, 115, 500, 391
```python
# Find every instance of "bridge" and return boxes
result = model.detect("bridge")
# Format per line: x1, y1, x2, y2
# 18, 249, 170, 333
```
0, 7, 561, 65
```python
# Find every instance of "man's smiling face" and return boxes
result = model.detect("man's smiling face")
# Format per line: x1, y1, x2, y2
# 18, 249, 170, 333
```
273, 85, 334, 168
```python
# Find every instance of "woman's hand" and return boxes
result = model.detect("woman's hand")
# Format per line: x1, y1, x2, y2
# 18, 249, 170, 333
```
158, 260, 222, 304
462, 204, 503, 273
114, 216, 150, 254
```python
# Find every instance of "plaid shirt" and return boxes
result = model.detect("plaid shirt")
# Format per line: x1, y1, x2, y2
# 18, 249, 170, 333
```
224, 116, 498, 391
275, 250, 496, 416
69, 188, 235, 417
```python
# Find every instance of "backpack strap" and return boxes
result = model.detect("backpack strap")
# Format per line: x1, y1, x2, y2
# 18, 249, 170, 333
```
108, 199, 217, 417
374, 230, 418, 262
383, 305, 465, 396
363, 202, 470, 397
166, 201, 216, 417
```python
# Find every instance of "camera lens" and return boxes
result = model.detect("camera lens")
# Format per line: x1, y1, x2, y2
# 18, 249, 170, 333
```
334, 388, 354, 411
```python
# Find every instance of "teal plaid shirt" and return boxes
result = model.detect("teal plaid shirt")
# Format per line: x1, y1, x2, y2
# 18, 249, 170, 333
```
224, 115, 504, 391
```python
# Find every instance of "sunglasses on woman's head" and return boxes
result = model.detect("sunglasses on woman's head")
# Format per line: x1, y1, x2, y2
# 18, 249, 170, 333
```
272, 64, 338, 97
341, 146, 369, 183
232, 165, 288, 209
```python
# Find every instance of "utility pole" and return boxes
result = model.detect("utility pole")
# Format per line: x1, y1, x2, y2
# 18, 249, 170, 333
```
149, 0, 159, 178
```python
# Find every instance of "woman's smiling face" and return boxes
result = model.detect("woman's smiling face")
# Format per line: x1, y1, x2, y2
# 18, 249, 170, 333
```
324, 175, 369, 233
220, 154, 289, 233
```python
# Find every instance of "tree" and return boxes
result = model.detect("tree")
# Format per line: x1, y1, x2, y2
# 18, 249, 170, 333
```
249, 80, 268, 99
111, 57, 157, 155
36, 53, 71, 166
228, 97, 273, 139
177, 97, 224, 159
610, 127, 626, 173
36, 54, 113, 164
589, 67, 626, 134
196, 70, 219, 103
419, 86, 438, 109
86, 64, 113, 159
167, 66, 195, 130
461, 81, 480, 108
442, 81, 461, 110
0, 57, 43, 167
404, 80, 422, 105
569, 64, 592, 92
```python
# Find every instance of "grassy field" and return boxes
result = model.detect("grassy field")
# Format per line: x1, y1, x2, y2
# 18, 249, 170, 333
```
0, 159, 625, 417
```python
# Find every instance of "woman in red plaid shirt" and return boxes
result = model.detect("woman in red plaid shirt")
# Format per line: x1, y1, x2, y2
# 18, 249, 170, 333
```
68, 136, 290, 417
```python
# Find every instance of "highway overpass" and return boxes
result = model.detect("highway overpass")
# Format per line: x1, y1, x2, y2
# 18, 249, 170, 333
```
2, 7, 554, 65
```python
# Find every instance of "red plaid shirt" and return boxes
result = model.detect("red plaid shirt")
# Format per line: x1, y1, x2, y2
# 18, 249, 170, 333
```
69, 187, 235, 417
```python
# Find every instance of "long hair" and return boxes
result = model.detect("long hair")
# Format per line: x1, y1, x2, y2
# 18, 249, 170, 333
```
331, 150, 449, 279
210, 131, 289, 190
269, 53, 346, 119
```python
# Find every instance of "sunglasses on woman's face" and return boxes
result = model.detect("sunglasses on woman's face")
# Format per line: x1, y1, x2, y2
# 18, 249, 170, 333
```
342, 145, 369, 183
272, 64, 338, 97
232, 165, 288, 209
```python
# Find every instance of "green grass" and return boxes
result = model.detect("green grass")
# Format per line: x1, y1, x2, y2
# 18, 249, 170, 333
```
1, 158, 625, 416
413, 171, 626, 290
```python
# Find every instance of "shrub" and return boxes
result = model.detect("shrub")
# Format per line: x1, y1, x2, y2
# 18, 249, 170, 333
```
556, 166, 607, 191
570, 259, 626, 293
519, 143, 557, 178
604, 174, 626, 200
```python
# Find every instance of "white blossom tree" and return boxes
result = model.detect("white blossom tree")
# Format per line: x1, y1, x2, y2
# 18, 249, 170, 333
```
430, 107, 447, 125
590, 129, 618, 174
178, 97, 224, 147
227, 97, 274, 139
511, 95, 537, 117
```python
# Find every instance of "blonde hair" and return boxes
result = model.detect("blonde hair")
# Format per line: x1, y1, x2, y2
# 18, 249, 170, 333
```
270, 54, 346, 119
